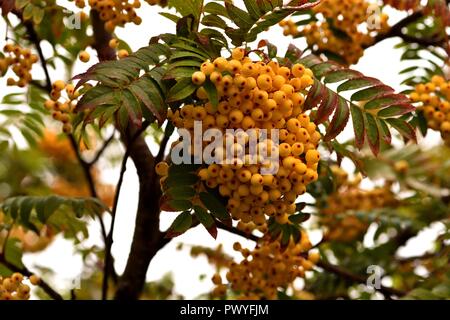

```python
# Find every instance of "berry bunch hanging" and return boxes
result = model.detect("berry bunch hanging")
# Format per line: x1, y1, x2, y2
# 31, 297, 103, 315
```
0, 43, 38, 87
280, 0, 389, 65
319, 166, 398, 242
45, 80, 81, 134
382, 0, 420, 11
85, 0, 143, 32
0, 273, 39, 300
410, 75, 450, 146
211, 234, 318, 299
161, 47, 321, 228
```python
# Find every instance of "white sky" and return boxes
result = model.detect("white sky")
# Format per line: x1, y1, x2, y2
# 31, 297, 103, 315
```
0, 1, 446, 299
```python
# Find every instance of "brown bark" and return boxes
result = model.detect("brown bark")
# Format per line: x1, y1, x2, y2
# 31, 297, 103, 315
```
89, 10, 168, 299
114, 132, 165, 300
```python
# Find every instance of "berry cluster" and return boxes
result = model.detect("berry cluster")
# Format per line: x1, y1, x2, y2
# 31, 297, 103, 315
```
382, 0, 420, 11
280, 0, 389, 65
0, 44, 38, 87
320, 166, 398, 242
409, 75, 450, 145
0, 273, 39, 300
45, 80, 81, 134
163, 49, 321, 227
80, 0, 143, 32
189, 244, 233, 271
212, 234, 319, 299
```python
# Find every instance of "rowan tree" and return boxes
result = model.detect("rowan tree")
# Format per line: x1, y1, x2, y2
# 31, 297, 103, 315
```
0, 0, 449, 300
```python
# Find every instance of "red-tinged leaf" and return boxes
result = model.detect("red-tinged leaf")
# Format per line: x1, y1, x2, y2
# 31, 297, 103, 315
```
364, 94, 410, 110
315, 88, 338, 124
364, 113, 380, 155
350, 104, 365, 149
75, 86, 119, 112
324, 69, 363, 84
284, 43, 303, 64
338, 77, 382, 92
199, 192, 230, 222
325, 97, 350, 141
303, 79, 322, 110
298, 54, 322, 68
378, 118, 391, 144
351, 85, 394, 101
311, 62, 340, 78
377, 103, 415, 117
129, 83, 164, 123
165, 211, 193, 238
72, 64, 102, 90
194, 205, 217, 239
385, 118, 417, 142
122, 89, 142, 128
160, 195, 177, 212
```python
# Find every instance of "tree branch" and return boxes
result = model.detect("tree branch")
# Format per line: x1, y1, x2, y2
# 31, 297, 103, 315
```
365, 10, 446, 48
101, 122, 150, 299
316, 260, 406, 298
87, 9, 168, 300
216, 222, 261, 242
88, 131, 116, 166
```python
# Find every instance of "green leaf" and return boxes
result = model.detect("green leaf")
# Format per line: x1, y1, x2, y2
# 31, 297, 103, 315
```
364, 113, 380, 155
325, 97, 350, 141
202, 79, 219, 107
324, 69, 362, 83
199, 192, 230, 221
378, 118, 391, 144
168, 199, 192, 211
159, 12, 181, 23
167, 186, 196, 200
166, 78, 197, 103
377, 104, 415, 117
15, 0, 29, 9
364, 94, 409, 110
351, 85, 394, 101
225, 2, 253, 29
385, 118, 417, 141
4, 238, 24, 269
350, 104, 365, 149
288, 212, 311, 224
165, 173, 198, 188
166, 211, 193, 237
32, 6, 45, 25
243, 0, 262, 20
194, 205, 217, 239
22, 3, 34, 20
168, 0, 203, 20
201, 14, 228, 29
203, 2, 229, 18
338, 77, 381, 92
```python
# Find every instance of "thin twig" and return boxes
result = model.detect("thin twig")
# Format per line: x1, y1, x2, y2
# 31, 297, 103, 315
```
316, 260, 406, 298
101, 121, 150, 300
216, 221, 261, 242
23, 20, 52, 91
89, 131, 116, 166
367, 10, 445, 48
